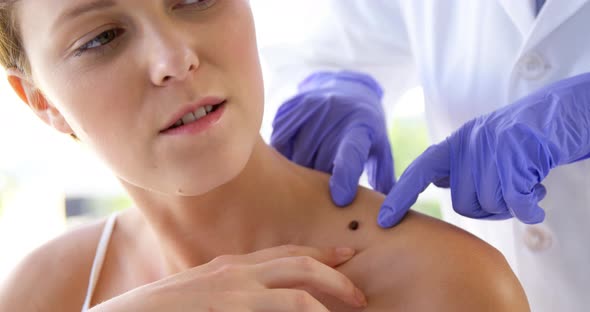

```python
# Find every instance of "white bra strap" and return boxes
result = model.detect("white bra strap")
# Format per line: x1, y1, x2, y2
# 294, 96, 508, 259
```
81, 213, 118, 312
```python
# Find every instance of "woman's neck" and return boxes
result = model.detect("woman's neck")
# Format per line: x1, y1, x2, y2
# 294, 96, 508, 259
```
121, 138, 332, 274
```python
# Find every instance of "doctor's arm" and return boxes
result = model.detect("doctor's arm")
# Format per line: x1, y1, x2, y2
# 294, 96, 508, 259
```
380, 72, 590, 226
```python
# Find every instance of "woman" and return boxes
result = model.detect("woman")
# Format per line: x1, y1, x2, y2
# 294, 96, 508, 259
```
0, 0, 529, 311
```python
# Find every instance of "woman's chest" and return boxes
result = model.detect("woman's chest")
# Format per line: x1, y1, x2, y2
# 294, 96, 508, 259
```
88, 235, 164, 309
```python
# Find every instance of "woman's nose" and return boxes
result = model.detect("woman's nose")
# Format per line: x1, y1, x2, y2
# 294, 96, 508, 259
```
148, 31, 200, 87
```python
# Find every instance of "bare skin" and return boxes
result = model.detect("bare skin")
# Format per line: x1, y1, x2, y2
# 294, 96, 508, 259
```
0, 147, 529, 311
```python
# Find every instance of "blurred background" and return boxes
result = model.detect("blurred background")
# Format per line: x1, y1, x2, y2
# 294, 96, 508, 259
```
0, 2, 439, 279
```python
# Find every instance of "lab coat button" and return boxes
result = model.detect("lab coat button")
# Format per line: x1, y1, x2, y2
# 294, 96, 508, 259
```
517, 52, 550, 80
523, 224, 554, 252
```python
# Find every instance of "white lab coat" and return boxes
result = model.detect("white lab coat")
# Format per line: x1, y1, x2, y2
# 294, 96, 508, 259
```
255, 1, 590, 311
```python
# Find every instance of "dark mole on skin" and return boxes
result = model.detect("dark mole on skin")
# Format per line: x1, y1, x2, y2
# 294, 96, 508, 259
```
348, 220, 360, 231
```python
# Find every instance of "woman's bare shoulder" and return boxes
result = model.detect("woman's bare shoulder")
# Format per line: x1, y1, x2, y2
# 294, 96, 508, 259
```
0, 217, 108, 312
343, 189, 530, 311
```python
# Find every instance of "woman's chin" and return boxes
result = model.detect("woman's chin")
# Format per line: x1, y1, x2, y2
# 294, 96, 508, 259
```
170, 162, 250, 197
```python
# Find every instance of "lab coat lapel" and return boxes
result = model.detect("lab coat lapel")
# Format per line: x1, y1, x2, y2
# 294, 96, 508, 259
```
496, 0, 536, 37
522, 0, 590, 52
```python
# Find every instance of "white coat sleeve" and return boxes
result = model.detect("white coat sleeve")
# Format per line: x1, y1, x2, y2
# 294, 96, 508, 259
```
252, 0, 419, 140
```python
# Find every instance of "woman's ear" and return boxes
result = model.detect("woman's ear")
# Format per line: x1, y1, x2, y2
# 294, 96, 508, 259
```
6, 68, 74, 135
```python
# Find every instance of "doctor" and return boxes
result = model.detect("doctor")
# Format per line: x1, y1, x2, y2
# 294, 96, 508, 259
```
264, 1, 590, 311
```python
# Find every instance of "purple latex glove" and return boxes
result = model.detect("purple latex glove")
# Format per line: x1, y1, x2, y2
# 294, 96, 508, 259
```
271, 71, 395, 206
379, 72, 590, 227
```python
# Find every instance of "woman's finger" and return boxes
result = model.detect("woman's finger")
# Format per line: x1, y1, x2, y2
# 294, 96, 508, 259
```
249, 289, 330, 312
254, 256, 368, 308
208, 245, 356, 269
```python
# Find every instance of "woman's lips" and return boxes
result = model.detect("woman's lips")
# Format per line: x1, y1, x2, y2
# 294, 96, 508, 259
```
161, 96, 227, 132
160, 101, 226, 136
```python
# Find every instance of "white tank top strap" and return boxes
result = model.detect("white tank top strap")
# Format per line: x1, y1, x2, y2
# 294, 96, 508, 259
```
81, 212, 119, 312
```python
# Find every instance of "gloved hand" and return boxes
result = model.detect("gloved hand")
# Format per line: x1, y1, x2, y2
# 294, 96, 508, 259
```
271, 71, 395, 206
378, 72, 590, 227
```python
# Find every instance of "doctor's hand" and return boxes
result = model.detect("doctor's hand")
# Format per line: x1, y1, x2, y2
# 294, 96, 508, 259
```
89, 245, 367, 311
271, 71, 395, 206
378, 73, 590, 227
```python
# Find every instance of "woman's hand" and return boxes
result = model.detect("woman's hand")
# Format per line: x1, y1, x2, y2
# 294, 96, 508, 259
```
90, 245, 367, 311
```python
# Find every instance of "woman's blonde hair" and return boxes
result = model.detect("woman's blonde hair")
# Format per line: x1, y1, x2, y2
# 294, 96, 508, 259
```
0, 1, 29, 73
0, 1, 79, 139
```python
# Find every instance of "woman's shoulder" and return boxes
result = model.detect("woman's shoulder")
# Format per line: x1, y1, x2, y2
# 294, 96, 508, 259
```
0, 216, 110, 312
343, 188, 530, 311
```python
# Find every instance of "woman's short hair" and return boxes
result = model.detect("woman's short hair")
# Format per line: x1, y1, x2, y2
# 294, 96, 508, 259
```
0, 1, 30, 74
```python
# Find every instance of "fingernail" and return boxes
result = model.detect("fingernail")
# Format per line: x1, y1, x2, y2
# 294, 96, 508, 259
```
377, 206, 396, 227
355, 287, 368, 307
335, 247, 355, 258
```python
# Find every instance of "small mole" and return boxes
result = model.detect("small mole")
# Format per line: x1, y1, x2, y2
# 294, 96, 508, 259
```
348, 220, 360, 231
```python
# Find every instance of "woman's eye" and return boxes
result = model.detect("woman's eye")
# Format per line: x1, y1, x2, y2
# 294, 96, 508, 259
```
75, 29, 123, 57
173, 0, 217, 10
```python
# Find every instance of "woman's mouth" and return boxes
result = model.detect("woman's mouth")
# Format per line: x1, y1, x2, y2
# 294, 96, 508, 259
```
160, 100, 227, 135
165, 102, 223, 130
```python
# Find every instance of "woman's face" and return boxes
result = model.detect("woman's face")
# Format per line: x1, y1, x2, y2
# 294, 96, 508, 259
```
16, 0, 264, 195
